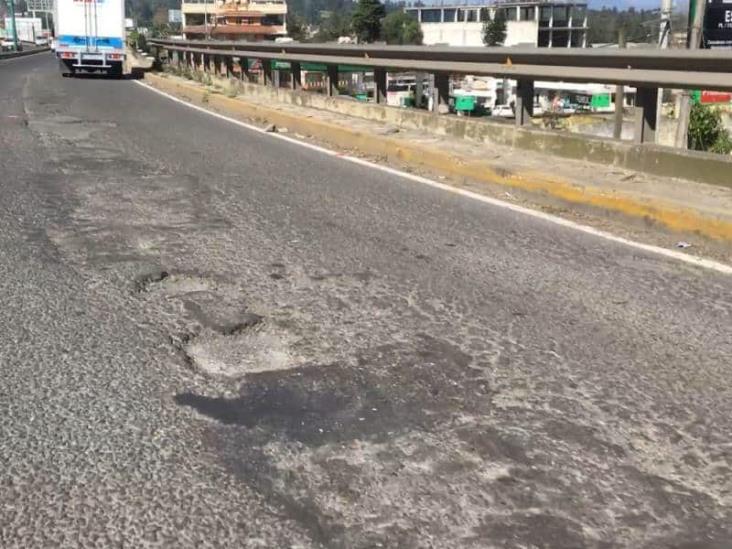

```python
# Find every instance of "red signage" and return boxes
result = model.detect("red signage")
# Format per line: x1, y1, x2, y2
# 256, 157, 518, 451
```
701, 90, 732, 103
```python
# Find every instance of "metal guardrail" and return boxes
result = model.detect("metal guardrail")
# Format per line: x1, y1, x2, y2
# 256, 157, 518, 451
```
149, 38, 732, 144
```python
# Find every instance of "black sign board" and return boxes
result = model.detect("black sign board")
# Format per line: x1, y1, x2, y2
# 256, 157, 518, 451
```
705, 0, 732, 48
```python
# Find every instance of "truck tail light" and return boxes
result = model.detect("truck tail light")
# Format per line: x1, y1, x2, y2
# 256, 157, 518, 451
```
60, 52, 75, 59
107, 53, 123, 60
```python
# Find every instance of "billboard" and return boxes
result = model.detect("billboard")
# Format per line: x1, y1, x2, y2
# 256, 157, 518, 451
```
705, 0, 732, 48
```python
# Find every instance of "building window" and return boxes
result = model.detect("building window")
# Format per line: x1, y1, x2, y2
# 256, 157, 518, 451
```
570, 6, 587, 25
458, 8, 477, 22
571, 30, 585, 47
406, 9, 418, 20
538, 29, 550, 47
519, 7, 535, 21
480, 8, 490, 22
553, 6, 569, 26
262, 14, 284, 25
443, 9, 457, 22
421, 9, 441, 23
539, 6, 552, 23
553, 30, 569, 47
496, 8, 516, 21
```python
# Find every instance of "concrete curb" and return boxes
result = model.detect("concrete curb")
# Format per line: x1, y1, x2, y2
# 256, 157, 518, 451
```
0, 47, 50, 60
145, 73, 732, 243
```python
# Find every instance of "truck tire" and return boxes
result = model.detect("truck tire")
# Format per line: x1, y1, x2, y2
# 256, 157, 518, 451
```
108, 62, 123, 79
59, 59, 75, 77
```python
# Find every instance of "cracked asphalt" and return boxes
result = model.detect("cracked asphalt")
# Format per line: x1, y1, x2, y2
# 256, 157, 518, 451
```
1, 53, 731, 548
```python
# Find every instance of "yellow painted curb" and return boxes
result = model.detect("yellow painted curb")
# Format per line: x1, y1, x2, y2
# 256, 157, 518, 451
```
146, 73, 732, 243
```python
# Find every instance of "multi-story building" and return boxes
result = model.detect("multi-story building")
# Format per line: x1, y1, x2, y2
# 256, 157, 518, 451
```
182, 0, 287, 41
404, 0, 588, 48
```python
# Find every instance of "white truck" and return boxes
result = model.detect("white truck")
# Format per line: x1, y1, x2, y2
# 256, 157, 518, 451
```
55, 0, 126, 77
4, 17, 43, 45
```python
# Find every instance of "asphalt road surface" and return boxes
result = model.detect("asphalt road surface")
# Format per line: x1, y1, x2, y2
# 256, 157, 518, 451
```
1, 53, 731, 549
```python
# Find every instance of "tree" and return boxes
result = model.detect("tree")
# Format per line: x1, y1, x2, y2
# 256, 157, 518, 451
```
152, 6, 168, 27
382, 11, 422, 45
351, 0, 385, 43
688, 103, 732, 155
287, 13, 309, 41
482, 12, 506, 46
313, 11, 352, 42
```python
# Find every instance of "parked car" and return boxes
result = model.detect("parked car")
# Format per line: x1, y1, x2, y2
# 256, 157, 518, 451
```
1, 39, 17, 52
35, 37, 49, 46
492, 104, 514, 118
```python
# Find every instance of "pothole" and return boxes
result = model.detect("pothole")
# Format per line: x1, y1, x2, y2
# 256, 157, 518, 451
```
185, 323, 294, 379
134, 270, 218, 295
134, 267, 169, 292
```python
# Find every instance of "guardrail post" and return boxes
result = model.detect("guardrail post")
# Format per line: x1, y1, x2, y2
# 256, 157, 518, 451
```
290, 62, 302, 90
326, 64, 339, 97
634, 86, 658, 144
203, 53, 211, 74
374, 68, 387, 104
225, 56, 233, 79
263, 59, 273, 86
239, 58, 249, 82
515, 79, 534, 127
432, 72, 449, 113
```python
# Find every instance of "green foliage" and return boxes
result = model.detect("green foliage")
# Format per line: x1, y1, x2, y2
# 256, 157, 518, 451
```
313, 11, 352, 42
382, 11, 422, 45
482, 12, 506, 46
689, 103, 732, 155
226, 78, 240, 98
127, 30, 140, 48
351, 0, 385, 43
287, 13, 309, 41
125, 0, 178, 26
136, 33, 148, 52
287, 0, 354, 25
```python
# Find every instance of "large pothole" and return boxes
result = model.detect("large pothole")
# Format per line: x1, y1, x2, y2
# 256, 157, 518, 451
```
185, 323, 293, 378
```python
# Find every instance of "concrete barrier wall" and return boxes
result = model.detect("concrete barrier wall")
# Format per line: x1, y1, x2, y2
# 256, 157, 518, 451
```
0, 47, 50, 60
228, 79, 732, 189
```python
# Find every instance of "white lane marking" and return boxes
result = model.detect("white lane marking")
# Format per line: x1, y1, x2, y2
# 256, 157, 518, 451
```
134, 80, 732, 276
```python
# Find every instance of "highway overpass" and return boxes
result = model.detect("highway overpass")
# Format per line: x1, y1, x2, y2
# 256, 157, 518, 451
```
1, 52, 731, 547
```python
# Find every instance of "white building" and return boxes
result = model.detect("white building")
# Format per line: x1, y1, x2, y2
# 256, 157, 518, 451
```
404, 1, 588, 48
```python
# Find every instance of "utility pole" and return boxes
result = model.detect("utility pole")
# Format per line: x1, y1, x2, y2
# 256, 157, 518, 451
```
6, 0, 20, 51
204, 0, 209, 40
613, 28, 626, 139
656, 0, 673, 138
675, 0, 706, 148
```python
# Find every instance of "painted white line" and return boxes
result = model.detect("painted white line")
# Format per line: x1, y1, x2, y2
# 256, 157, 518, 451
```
134, 79, 732, 276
